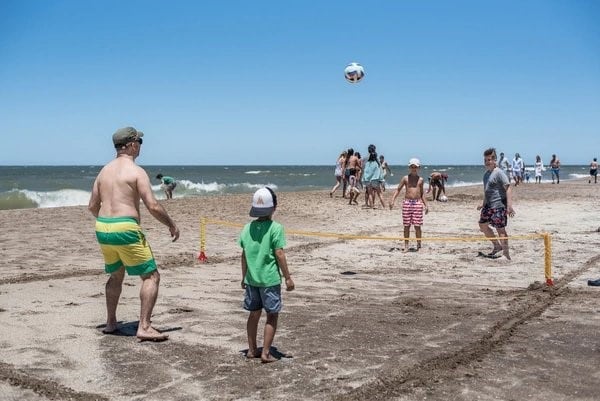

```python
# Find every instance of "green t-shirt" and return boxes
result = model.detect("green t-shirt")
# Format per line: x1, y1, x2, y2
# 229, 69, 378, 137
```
162, 176, 175, 185
238, 219, 286, 287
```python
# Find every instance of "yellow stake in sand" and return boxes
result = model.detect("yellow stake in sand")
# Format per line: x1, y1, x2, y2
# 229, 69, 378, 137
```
197, 217, 207, 262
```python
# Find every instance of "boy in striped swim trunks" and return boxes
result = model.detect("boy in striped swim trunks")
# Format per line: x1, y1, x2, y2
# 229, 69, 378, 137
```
389, 158, 428, 252
89, 127, 180, 342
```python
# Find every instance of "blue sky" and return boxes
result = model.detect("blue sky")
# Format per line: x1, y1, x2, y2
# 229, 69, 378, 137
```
1, 0, 599, 166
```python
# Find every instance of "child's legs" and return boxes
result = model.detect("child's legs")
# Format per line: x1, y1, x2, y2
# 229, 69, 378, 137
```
376, 188, 386, 208
247, 310, 262, 354
403, 225, 410, 249
496, 226, 509, 249
369, 186, 377, 206
342, 174, 348, 196
479, 222, 501, 249
262, 312, 279, 361
260, 285, 282, 362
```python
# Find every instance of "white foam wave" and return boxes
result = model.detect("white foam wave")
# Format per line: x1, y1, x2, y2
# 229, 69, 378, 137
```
229, 183, 279, 190
177, 180, 226, 192
447, 181, 482, 188
21, 189, 91, 208
153, 180, 278, 195
245, 170, 270, 175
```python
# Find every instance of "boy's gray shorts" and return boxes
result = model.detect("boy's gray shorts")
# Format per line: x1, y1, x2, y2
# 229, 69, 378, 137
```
243, 284, 282, 313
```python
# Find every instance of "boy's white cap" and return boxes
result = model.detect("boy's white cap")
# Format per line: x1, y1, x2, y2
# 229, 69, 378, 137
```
249, 187, 277, 217
408, 158, 421, 167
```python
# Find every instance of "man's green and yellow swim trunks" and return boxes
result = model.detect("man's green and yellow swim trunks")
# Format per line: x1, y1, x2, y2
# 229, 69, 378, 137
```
95, 217, 157, 276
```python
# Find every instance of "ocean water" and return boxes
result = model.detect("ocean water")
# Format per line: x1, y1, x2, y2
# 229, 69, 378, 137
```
0, 164, 591, 210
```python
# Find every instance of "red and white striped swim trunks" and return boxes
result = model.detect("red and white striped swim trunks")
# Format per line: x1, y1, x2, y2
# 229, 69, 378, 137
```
402, 199, 424, 226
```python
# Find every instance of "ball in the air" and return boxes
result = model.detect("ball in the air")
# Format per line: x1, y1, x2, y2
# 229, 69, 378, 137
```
344, 62, 365, 83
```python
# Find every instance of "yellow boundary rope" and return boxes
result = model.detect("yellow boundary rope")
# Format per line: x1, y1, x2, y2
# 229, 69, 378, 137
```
198, 218, 554, 285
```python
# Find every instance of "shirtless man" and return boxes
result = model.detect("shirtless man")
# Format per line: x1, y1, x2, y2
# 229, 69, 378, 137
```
345, 149, 362, 204
549, 154, 561, 184
389, 158, 428, 252
427, 171, 448, 201
589, 158, 598, 184
88, 127, 180, 342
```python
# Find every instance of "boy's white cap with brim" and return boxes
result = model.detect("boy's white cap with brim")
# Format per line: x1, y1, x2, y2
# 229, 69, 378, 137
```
408, 158, 421, 167
249, 187, 276, 217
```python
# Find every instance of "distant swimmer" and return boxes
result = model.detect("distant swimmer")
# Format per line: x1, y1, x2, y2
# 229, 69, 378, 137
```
379, 154, 392, 192
549, 154, 561, 184
534, 155, 544, 184
590, 158, 598, 184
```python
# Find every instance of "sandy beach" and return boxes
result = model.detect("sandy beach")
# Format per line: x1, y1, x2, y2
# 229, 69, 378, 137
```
1, 179, 600, 401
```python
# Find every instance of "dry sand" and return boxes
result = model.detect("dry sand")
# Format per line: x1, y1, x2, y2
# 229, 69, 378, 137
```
1, 180, 600, 401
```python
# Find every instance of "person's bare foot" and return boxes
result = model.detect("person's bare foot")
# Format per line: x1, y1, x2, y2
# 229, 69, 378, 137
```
503, 248, 511, 260
489, 246, 502, 256
261, 354, 278, 363
246, 349, 260, 359
402, 247, 408, 253
102, 323, 118, 334
137, 326, 169, 342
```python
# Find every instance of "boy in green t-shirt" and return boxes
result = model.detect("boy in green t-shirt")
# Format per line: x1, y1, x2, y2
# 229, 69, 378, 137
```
238, 187, 295, 363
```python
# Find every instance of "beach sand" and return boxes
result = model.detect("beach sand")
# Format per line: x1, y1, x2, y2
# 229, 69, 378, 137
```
1, 180, 600, 401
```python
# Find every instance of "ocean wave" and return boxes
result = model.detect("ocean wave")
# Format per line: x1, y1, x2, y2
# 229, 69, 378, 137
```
245, 170, 270, 175
166, 180, 277, 193
0, 189, 91, 210
152, 180, 279, 199
447, 181, 482, 188
1, 181, 282, 209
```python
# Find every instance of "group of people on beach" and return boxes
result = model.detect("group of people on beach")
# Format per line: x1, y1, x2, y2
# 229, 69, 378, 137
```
87, 126, 597, 364
329, 144, 452, 252
497, 152, 563, 185
329, 145, 392, 207
329, 144, 450, 207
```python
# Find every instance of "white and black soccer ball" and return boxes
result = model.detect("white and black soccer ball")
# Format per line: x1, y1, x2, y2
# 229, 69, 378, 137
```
439, 195, 448, 202
344, 62, 365, 83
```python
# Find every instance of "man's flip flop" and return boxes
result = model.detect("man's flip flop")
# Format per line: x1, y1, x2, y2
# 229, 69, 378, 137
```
477, 251, 502, 259
587, 279, 600, 287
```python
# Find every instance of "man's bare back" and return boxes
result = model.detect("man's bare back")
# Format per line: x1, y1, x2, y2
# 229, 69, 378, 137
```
90, 155, 177, 233
92, 157, 145, 221
347, 155, 360, 170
